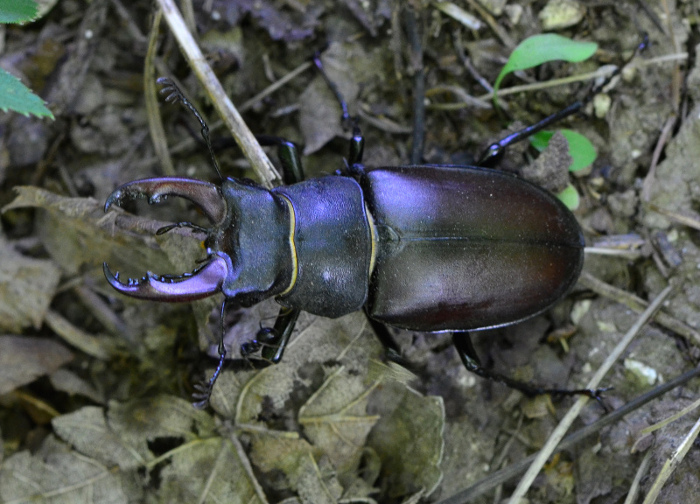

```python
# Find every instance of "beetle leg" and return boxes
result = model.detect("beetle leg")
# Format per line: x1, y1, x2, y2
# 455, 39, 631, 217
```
157, 77, 223, 181
365, 316, 410, 366
240, 307, 301, 364
255, 135, 305, 184
452, 332, 609, 400
348, 125, 365, 166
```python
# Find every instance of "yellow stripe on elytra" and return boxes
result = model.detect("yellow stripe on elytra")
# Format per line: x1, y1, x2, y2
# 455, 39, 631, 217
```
365, 203, 377, 278
278, 195, 297, 296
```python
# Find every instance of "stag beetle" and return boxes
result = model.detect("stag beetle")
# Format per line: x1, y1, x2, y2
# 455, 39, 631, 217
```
103, 45, 643, 408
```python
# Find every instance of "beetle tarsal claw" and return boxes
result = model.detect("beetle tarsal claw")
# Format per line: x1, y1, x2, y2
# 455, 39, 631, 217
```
103, 256, 229, 301
104, 177, 226, 224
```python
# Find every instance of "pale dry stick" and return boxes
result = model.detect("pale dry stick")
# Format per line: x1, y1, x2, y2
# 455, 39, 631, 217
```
642, 413, 700, 504
144, 8, 175, 176
478, 52, 687, 102
623, 451, 652, 504
647, 204, 700, 232
642, 115, 676, 202
434, 2, 482, 30
155, 0, 280, 188
428, 52, 689, 112
632, 396, 700, 452
506, 284, 674, 504
464, 0, 515, 48
583, 247, 642, 260
429, 67, 620, 112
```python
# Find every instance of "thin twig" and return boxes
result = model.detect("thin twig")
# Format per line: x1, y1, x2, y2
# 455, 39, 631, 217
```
624, 451, 653, 504
642, 413, 700, 503
642, 115, 676, 202
427, 53, 688, 111
145, 8, 175, 176
238, 61, 312, 113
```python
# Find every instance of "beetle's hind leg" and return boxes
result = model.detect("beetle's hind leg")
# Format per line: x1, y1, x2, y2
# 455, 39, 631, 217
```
452, 332, 609, 400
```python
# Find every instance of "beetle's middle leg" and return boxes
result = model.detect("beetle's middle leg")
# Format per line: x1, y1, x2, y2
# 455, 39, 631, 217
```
365, 316, 416, 368
452, 332, 607, 400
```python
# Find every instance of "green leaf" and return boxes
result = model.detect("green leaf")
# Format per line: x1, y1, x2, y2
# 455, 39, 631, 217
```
531, 129, 597, 172
0, 68, 53, 119
559, 130, 596, 171
493, 34, 598, 102
557, 183, 580, 210
530, 130, 554, 151
0, 0, 38, 23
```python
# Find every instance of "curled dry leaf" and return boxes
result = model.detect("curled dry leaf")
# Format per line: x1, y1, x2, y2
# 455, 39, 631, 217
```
212, 312, 446, 501
3, 186, 198, 278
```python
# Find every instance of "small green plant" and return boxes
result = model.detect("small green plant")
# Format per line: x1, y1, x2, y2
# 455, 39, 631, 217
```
493, 34, 597, 100
530, 129, 597, 172
494, 34, 599, 209
0, 0, 54, 119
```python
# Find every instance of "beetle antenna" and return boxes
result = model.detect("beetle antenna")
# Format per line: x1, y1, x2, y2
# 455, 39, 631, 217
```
192, 298, 229, 409
157, 77, 224, 182
313, 52, 352, 126
312, 51, 365, 165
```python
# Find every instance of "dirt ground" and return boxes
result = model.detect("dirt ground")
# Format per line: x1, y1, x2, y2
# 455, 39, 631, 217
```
1, 1, 700, 503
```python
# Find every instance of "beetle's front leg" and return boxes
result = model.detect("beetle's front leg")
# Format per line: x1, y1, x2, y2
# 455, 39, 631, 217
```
452, 332, 609, 400
193, 306, 301, 408
255, 135, 305, 184
240, 307, 300, 364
